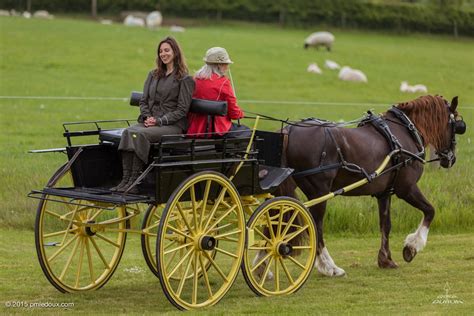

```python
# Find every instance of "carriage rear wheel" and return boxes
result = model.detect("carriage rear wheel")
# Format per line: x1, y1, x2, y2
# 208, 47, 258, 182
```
156, 171, 245, 310
242, 197, 316, 296
141, 204, 217, 279
35, 164, 128, 292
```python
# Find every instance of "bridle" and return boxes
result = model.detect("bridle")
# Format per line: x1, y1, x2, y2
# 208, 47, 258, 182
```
436, 104, 466, 166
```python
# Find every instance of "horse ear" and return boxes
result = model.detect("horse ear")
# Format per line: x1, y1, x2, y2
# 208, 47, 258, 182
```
450, 96, 458, 112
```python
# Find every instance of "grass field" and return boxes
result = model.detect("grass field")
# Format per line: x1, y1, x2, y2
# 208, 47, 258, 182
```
0, 16, 473, 313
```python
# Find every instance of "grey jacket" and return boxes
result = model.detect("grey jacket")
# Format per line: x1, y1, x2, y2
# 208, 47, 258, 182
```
138, 70, 195, 130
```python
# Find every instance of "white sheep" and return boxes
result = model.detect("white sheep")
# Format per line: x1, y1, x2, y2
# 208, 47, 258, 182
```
0, 10, 10, 16
307, 63, 322, 74
304, 32, 335, 51
325, 59, 340, 70
33, 10, 53, 19
170, 25, 186, 32
23, 11, 31, 18
338, 66, 368, 83
400, 81, 428, 93
146, 11, 162, 28
124, 15, 145, 27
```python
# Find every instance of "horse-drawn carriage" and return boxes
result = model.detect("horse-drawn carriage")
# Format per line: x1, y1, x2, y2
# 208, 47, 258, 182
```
29, 93, 465, 310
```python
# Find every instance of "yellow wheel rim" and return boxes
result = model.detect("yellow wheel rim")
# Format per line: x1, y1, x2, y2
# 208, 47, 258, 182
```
157, 171, 245, 310
35, 166, 127, 292
242, 197, 316, 296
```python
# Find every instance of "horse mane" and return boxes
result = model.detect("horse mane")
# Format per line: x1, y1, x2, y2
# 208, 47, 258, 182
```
394, 95, 450, 149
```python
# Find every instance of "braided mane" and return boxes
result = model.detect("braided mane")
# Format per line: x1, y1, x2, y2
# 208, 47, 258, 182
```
395, 95, 451, 150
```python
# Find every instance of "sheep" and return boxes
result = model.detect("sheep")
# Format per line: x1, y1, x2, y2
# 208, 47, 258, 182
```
170, 25, 186, 32
146, 11, 162, 28
33, 10, 53, 19
124, 15, 145, 27
307, 63, 322, 74
400, 81, 428, 93
338, 66, 368, 83
0, 10, 10, 16
23, 11, 31, 18
304, 32, 335, 51
325, 59, 340, 70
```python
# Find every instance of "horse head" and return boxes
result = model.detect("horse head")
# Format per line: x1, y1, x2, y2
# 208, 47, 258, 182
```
437, 96, 466, 168
397, 95, 466, 168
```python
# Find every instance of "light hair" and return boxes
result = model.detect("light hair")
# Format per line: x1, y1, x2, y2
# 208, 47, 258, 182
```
194, 64, 225, 80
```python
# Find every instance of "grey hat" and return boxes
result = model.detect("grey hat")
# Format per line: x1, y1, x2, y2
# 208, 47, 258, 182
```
203, 47, 233, 64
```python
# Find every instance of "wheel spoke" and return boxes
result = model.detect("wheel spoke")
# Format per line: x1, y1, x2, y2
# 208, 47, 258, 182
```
192, 251, 199, 304
280, 209, 299, 238
90, 237, 111, 270
164, 241, 193, 255
253, 226, 272, 244
286, 255, 306, 270
89, 209, 104, 221
274, 255, 280, 292
203, 250, 229, 282
213, 229, 241, 240
292, 245, 312, 250
250, 252, 272, 273
199, 252, 213, 297
167, 247, 193, 279
265, 211, 276, 241
95, 233, 120, 248
175, 249, 194, 297
84, 237, 95, 284
277, 205, 284, 238
44, 228, 78, 238
176, 203, 195, 236
59, 236, 81, 281
259, 256, 274, 287
164, 224, 194, 240
199, 180, 212, 230
214, 246, 238, 259
75, 237, 85, 288
283, 224, 309, 243
279, 257, 295, 285
48, 234, 79, 262
44, 209, 63, 219
248, 246, 272, 250
190, 185, 199, 231
203, 187, 228, 231
205, 205, 237, 234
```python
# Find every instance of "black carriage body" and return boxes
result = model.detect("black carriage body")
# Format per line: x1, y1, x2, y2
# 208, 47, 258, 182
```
55, 129, 285, 205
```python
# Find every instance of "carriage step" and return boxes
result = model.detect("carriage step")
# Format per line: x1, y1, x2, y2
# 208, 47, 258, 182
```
45, 242, 60, 247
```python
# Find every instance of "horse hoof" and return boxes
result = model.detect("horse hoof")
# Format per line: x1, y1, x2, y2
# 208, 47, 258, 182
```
378, 260, 399, 269
403, 245, 417, 262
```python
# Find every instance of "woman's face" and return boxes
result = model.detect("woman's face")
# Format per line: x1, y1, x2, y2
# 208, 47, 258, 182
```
218, 64, 229, 73
159, 42, 175, 65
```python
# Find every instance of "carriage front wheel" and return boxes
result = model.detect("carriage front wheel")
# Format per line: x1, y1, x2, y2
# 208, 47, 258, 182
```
242, 197, 317, 296
35, 164, 128, 293
156, 171, 245, 310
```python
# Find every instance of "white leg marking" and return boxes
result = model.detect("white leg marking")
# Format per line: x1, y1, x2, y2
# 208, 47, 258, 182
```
404, 223, 429, 252
314, 247, 346, 277
252, 250, 274, 281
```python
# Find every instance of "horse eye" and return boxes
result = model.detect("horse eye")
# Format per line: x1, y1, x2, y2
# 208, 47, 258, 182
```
455, 120, 466, 135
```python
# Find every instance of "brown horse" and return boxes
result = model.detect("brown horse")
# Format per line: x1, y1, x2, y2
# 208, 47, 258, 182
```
275, 95, 466, 276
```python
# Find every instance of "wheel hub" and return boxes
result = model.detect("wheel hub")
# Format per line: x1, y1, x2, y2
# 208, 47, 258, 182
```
199, 235, 217, 251
277, 242, 293, 257
84, 220, 96, 236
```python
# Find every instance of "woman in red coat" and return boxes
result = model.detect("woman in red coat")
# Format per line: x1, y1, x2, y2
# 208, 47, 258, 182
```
187, 47, 249, 138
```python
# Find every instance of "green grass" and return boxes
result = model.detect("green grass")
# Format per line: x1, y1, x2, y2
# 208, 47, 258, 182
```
0, 17, 473, 233
0, 228, 472, 314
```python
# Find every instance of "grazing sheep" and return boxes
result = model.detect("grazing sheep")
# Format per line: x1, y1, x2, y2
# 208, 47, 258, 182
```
307, 63, 322, 74
33, 10, 53, 19
146, 11, 162, 28
338, 66, 368, 83
170, 25, 186, 32
100, 19, 113, 25
0, 10, 10, 16
23, 11, 31, 18
400, 81, 428, 93
325, 59, 340, 70
124, 15, 145, 27
304, 32, 335, 51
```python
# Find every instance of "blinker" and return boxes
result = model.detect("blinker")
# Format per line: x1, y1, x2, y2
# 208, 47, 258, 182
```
455, 120, 466, 135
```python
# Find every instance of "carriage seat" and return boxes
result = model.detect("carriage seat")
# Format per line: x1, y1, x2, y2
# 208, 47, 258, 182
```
99, 92, 228, 148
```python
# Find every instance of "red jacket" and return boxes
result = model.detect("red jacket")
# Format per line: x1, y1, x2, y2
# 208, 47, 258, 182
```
187, 73, 244, 137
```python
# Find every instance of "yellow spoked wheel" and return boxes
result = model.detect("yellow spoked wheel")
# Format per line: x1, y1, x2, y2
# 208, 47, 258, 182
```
156, 171, 245, 310
242, 197, 316, 296
35, 164, 128, 293
141, 204, 217, 280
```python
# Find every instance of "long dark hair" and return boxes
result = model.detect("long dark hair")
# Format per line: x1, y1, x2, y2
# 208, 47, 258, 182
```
154, 36, 188, 80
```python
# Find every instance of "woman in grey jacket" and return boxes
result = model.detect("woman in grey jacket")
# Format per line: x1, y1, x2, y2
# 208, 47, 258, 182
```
112, 36, 195, 193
